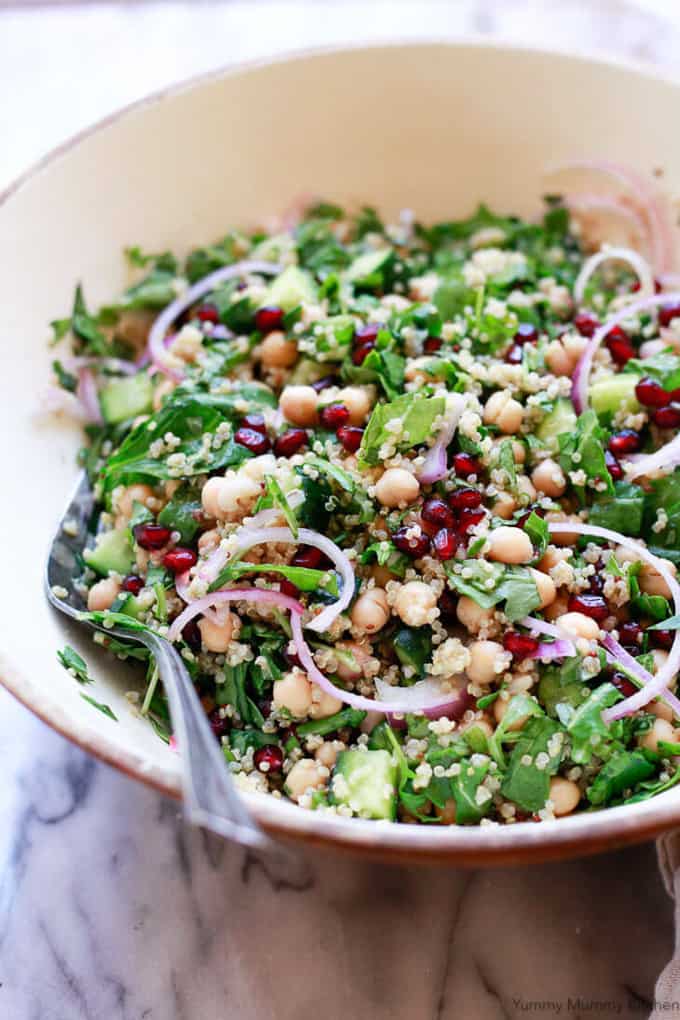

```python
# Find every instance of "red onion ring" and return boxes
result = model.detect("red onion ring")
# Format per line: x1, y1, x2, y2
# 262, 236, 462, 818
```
547, 522, 680, 722
167, 586, 301, 643
564, 194, 649, 251
573, 246, 654, 306
148, 259, 282, 379
602, 633, 680, 719
76, 367, 103, 424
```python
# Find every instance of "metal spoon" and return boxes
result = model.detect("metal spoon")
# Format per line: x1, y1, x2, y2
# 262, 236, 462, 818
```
45, 471, 275, 851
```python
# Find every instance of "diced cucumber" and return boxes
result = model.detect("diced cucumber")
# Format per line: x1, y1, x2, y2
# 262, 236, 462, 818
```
111, 592, 144, 620
589, 374, 640, 415
536, 398, 577, 450
393, 626, 432, 677
346, 249, 393, 286
264, 266, 317, 311
84, 528, 134, 576
330, 749, 397, 820
99, 373, 153, 425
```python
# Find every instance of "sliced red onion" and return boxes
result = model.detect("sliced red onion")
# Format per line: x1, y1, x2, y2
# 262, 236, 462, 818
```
229, 526, 354, 634
521, 615, 574, 644
60, 355, 138, 376
418, 395, 466, 484
571, 290, 680, 415
290, 611, 468, 717
76, 367, 103, 424
547, 522, 680, 722
627, 432, 680, 481
208, 324, 234, 341
602, 633, 680, 719
167, 586, 301, 643
148, 259, 281, 379
573, 246, 654, 305
531, 639, 577, 662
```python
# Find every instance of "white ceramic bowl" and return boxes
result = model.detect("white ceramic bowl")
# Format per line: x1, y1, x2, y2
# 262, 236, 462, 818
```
3, 41, 680, 864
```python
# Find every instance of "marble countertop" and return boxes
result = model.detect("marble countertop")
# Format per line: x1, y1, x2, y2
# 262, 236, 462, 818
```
3, 2, 680, 1018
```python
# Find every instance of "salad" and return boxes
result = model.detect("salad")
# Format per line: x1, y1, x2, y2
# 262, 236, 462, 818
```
50, 160, 680, 826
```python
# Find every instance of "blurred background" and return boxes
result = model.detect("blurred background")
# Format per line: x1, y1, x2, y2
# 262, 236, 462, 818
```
2, 0, 680, 190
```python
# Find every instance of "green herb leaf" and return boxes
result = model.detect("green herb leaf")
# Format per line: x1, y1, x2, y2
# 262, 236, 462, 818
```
563, 682, 622, 763
500, 717, 564, 812
80, 693, 118, 721
587, 749, 656, 805
558, 410, 614, 500
57, 645, 92, 684
358, 394, 445, 467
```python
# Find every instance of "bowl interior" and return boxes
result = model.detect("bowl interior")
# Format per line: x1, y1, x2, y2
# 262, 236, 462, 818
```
3, 41, 680, 861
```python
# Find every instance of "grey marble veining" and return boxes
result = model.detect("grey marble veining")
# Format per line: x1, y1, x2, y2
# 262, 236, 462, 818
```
0, 686, 673, 1020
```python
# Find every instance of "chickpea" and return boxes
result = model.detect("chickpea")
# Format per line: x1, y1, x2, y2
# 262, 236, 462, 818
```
87, 577, 121, 611
259, 330, 298, 369
279, 385, 319, 426
198, 609, 234, 653
538, 545, 571, 573
116, 483, 155, 520
558, 611, 600, 641
241, 454, 277, 484
375, 468, 420, 508
394, 581, 437, 627
493, 695, 533, 730
651, 700, 675, 723
531, 458, 567, 498
336, 386, 373, 426
487, 526, 533, 564
272, 669, 313, 717
456, 596, 495, 634
545, 339, 572, 376
309, 684, 343, 719
198, 528, 221, 554
493, 491, 517, 520
483, 390, 524, 434
434, 799, 458, 824
529, 568, 557, 609
335, 641, 373, 681
549, 777, 581, 817
640, 560, 677, 600
285, 759, 327, 803
467, 640, 507, 685
639, 717, 676, 753
315, 740, 344, 768
201, 473, 261, 520
350, 587, 390, 633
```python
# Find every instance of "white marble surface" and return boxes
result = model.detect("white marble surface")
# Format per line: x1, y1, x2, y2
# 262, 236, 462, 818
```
3, 2, 680, 1018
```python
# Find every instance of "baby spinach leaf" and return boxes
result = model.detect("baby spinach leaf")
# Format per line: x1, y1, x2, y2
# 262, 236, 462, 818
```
450, 758, 494, 824
358, 394, 445, 466
157, 486, 202, 544
215, 663, 264, 728
588, 481, 645, 536
558, 410, 614, 499
587, 749, 656, 805
500, 717, 563, 812
495, 566, 541, 621
563, 683, 622, 763
488, 693, 544, 767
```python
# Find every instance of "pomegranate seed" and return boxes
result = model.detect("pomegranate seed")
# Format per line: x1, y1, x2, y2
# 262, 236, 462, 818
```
274, 428, 307, 457
458, 507, 486, 534
504, 344, 524, 365
606, 326, 635, 365
319, 403, 350, 429
567, 593, 609, 621
240, 413, 267, 434
449, 487, 483, 511
515, 322, 538, 344
635, 376, 669, 408
432, 528, 458, 560
121, 574, 144, 595
424, 336, 442, 353
653, 405, 680, 429
605, 449, 623, 481
422, 497, 456, 529
611, 671, 637, 698
659, 302, 680, 328
336, 425, 363, 452
354, 323, 380, 344
209, 708, 228, 739
503, 631, 539, 659
588, 572, 605, 595
254, 745, 284, 773
254, 306, 284, 333
352, 342, 375, 366
182, 619, 201, 650
311, 374, 339, 392
609, 429, 641, 456
392, 526, 431, 558
619, 621, 642, 649
452, 452, 482, 478
439, 590, 458, 619
195, 303, 220, 324
516, 505, 546, 528
574, 313, 600, 338
650, 629, 674, 650
134, 523, 171, 550
292, 546, 323, 569
632, 278, 662, 294
163, 547, 198, 573
279, 579, 300, 599
234, 427, 271, 454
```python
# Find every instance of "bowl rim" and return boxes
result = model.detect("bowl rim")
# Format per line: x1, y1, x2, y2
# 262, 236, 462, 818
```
5, 37, 680, 863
